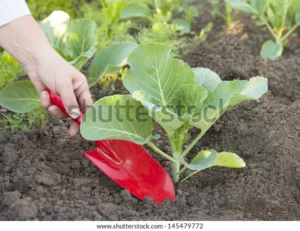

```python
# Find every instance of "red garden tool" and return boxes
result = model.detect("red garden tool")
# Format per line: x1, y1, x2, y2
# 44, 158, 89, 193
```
46, 89, 175, 203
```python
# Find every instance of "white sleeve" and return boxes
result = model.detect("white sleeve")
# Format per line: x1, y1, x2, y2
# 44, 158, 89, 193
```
0, 0, 31, 27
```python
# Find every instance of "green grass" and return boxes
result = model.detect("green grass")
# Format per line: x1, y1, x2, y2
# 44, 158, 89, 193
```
27, 0, 87, 20
0, 52, 25, 90
0, 107, 48, 133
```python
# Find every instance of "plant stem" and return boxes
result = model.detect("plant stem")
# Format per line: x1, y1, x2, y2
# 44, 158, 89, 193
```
280, 24, 299, 43
259, 16, 278, 42
146, 141, 177, 164
278, 1, 288, 41
179, 166, 187, 174
88, 81, 97, 89
181, 129, 207, 158
181, 170, 199, 183
170, 140, 181, 182
172, 161, 180, 182
180, 109, 228, 158
99, 0, 106, 8
225, 4, 233, 26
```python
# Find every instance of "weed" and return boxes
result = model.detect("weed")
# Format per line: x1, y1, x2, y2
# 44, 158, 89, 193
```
0, 107, 48, 133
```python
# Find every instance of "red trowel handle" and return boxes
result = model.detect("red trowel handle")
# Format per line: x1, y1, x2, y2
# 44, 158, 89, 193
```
45, 88, 83, 125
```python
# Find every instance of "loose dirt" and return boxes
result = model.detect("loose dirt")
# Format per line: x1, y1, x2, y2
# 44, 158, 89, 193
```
1, 2, 300, 220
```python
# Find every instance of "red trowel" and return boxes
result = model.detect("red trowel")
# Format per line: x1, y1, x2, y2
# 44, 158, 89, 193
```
46, 89, 175, 203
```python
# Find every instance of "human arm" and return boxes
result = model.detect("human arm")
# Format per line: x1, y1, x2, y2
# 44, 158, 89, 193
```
0, 1, 92, 135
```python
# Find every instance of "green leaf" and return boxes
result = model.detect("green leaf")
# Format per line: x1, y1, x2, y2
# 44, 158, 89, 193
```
267, 5, 280, 28
124, 44, 195, 107
255, 18, 265, 26
0, 81, 40, 113
171, 19, 191, 33
0, 52, 25, 89
191, 77, 268, 131
199, 22, 213, 41
40, 11, 97, 70
183, 151, 245, 181
193, 68, 222, 93
40, 11, 70, 51
250, 0, 267, 15
287, 0, 300, 22
152, 134, 161, 140
171, 123, 193, 153
267, 0, 292, 29
132, 91, 184, 133
123, 44, 196, 133
296, 11, 300, 25
81, 95, 153, 144
71, 56, 91, 70
170, 84, 207, 117
260, 40, 283, 60
177, 150, 218, 171
88, 42, 138, 87
120, 3, 151, 19
211, 152, 246, 168
225, 0, 258, 14
190, 106, 223, 131
65, 19, 97, 70
204, 77, 268, 107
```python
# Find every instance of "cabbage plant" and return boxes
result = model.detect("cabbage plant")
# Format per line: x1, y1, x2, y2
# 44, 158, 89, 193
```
120, 0, 192, 34
40, 11, 98, 70
81, 43, 268, 182
225, 0, 300, 60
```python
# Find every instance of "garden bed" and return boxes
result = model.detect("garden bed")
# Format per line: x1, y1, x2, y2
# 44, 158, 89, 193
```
1, 2, 300, 221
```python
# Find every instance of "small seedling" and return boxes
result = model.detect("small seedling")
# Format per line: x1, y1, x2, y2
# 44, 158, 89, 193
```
226, 0, 300, 60
0, 107, 48, 133
199, 22, 213, 41
40, 11, 98, 70
81, 43, 268, 182
209, 0, 220, 20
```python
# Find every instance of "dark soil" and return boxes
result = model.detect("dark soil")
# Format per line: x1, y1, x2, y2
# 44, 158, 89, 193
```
1, 2, 300, 221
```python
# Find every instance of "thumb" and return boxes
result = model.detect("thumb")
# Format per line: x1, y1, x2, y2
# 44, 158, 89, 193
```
59, 85, 80, 119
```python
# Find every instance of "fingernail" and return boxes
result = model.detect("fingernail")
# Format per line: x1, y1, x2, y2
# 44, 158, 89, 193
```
70, 108, 80, 119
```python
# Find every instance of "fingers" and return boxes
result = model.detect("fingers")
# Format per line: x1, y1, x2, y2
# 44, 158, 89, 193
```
69, 122, 80, 136
40, 91, 51, 109
41, 90, 79, 136
78, 87, 93, 112
48, 105, 66, 119
40, 90, 67, 119
37, 64, 92, 137
73, 76, 93, 112
59, 82, 80, 119
60, 75, 91, 137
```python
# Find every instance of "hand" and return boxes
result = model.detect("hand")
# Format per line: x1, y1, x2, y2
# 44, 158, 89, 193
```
29, 49, 93, 136
0, 15, 92, 136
